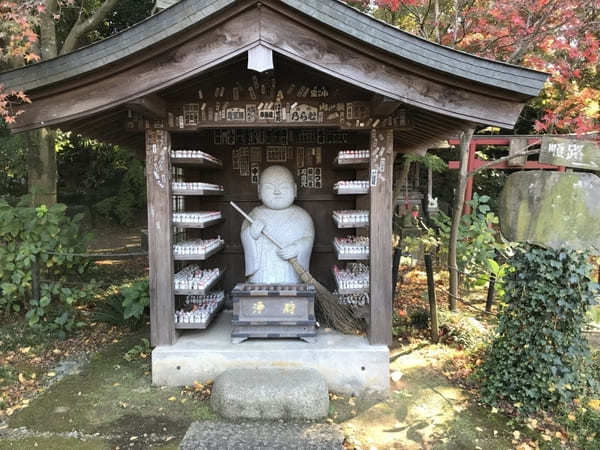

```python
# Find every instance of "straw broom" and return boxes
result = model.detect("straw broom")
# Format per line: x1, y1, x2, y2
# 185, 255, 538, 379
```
230, 201, 361, 334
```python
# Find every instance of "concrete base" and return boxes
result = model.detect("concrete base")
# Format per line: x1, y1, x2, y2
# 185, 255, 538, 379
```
152, 310, 389, 399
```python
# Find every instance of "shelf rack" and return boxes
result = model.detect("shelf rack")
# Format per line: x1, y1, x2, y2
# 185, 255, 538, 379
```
174, 267, 227, 296
174, 295, 226, 330
170, 148, 225, 330
333, 156, 369, 169
171, 157, 223, 169
173, 240, 225, 261
172, 217, 224, 229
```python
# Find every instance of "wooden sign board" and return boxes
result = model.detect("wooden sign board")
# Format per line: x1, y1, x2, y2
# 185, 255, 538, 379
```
539, 136, 600, 171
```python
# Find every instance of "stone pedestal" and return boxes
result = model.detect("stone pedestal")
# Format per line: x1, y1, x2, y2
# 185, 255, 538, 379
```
152, 310, 390, 399
231, 283, 317, 343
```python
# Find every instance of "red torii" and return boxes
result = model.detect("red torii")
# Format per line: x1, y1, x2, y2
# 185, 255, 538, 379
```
447, 135, 566, 214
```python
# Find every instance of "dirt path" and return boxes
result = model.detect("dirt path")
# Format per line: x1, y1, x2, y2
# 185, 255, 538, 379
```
343, 344, 523, 449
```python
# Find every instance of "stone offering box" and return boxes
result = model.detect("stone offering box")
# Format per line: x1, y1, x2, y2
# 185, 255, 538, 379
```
231, 283, 317, 343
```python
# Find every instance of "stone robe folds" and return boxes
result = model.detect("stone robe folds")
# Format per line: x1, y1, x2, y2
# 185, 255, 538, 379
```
241, 205, 314, 284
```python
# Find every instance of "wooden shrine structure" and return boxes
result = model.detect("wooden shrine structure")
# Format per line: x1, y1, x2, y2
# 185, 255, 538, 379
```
0, 0, 547, 355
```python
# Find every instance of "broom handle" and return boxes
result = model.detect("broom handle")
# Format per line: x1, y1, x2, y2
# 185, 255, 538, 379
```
229, 201, 285, 250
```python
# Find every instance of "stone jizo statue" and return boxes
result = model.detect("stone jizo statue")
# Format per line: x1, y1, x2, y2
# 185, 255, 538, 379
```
241, 165, 315, 284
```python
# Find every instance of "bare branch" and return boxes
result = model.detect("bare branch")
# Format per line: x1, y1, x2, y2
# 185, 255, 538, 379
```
467, 145, 541, 179
60, 0, 120, 55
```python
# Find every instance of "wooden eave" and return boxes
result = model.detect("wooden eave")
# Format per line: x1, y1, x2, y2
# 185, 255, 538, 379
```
0, 0, 548, 139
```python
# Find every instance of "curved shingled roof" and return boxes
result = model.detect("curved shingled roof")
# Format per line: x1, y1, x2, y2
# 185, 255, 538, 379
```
0, 0, 546, 97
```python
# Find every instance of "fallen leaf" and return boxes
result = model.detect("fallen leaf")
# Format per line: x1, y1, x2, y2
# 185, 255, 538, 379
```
19, 347, 31, 354
390, 371, 403, 382
513, 431, 521, 440
168, 396, 176, 401
491, 407, 498, 414
113, 382, 120, 387
567, 413, 576, 421
18, 373, 26, 384
47, 372, 56, 377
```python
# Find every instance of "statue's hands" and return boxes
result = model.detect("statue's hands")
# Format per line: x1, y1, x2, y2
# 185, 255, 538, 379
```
277, 244, 299, 261
249, 219, 266, 240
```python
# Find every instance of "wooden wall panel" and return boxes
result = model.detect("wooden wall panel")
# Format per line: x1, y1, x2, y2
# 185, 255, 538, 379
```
171, 130, 369, 302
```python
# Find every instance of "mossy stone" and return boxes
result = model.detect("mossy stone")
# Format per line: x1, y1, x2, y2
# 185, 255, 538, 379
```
499, 171, 600, 252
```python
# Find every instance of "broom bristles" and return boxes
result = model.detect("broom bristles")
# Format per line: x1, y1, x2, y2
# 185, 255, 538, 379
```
289, 258, 362, 334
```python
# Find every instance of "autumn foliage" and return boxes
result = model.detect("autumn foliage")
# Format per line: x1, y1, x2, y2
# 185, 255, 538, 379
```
347, 0, 600, 134
0, 1, 43, 122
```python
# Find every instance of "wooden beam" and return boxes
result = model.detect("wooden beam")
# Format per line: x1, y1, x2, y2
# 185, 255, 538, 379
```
11, 8, 261, 132
369, 128, 394, 346
259, 7, 525, 128
125, 95, 167, 119
146, 128, 176, 347
371, 95, 402, 117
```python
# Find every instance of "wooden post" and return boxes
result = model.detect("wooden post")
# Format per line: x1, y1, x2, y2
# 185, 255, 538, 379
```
369, 128, 394, 346
463, 140, 477, 215
486, 272, 496, 313
424, 253, 439, 343
145, 126, 176, 347
31, 255, 40, 304
449, 127, 475, 310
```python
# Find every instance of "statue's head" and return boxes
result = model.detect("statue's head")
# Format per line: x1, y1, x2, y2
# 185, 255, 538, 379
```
258, 165, 297, 210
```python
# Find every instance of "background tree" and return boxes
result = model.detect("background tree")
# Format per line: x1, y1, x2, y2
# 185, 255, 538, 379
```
1, 0, 154, 206
346, 0, 600, 134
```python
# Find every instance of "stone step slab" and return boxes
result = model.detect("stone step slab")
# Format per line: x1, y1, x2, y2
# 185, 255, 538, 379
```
179, 421, 344, 450
211, 368, 329, 420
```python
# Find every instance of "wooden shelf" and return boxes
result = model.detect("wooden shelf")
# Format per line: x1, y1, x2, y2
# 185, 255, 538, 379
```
333, 157, 369, 169
334, 187, 369, 195
332, 268, 369, 295
174, 268, 226, 296
174, 300, 225, 330
172, 217, 224, 229
333, 216, 369, 229
171, 157, 223, 169
173, 241, 224, 261
335, 250, 369, 261
172, 188, 224, 196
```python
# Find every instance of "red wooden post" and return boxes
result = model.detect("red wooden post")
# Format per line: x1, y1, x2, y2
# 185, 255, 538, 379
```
463, 141, 477, 215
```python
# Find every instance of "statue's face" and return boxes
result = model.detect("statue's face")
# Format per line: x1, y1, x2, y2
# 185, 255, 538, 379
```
259, 166, 296, 210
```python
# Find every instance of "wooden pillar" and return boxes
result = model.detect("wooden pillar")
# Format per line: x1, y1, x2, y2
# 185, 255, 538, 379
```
463, 140, 477, 215
145, 126, 176, 347
369, 128, 394, 346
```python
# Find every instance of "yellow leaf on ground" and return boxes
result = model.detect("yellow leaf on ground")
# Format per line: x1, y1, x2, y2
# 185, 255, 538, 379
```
47, 372, 56, 377
168, 396, 176, 401
19, 347, 31, 354
18, 373, 26, 384
113, 382, 120, 387
491, 407, 498, 414
513, 431, 521, 439
568, 413, 576, 421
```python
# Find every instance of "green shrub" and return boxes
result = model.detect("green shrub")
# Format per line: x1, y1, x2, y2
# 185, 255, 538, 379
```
409, 308, 430, 329
121, 279, 150, 321
0, 196, 93, 337
94, 279, 149, 327
478, 245, 599, 415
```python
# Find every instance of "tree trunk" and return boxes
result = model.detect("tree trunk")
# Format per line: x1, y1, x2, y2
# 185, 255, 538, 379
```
26, 128, 57, 206
448, 127, 474, 310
